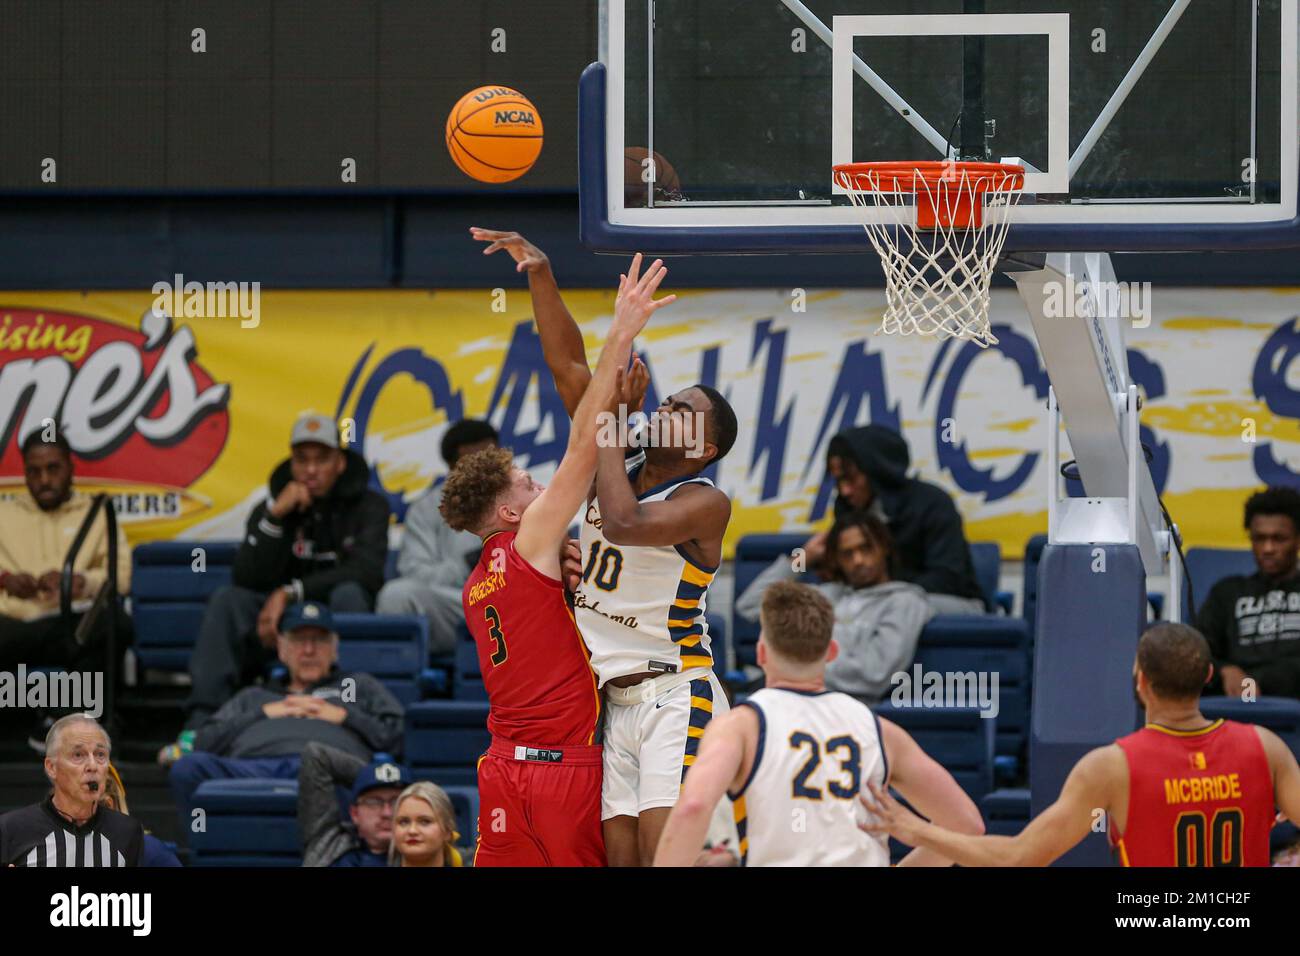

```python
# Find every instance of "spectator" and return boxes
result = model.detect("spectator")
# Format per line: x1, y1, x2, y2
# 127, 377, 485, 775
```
0, 430, 132, 747
804, 424, 985, 614
0, 714, 143, 866
389, 781, 464, 867
376, 419, 498, 654
299, 742, 412, 867
737, 511, 933, 703
173, 412, 391, 737
101, 764, 182, 867
167, 601, 403, 833
1198, 486, 1300, 699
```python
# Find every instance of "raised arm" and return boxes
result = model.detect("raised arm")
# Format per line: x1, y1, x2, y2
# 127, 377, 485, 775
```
595, 446, 732, 550
471, 228, 591, 418
515, 255, 675, 574
653, 706, 755, 866
865, 740, 1123, 867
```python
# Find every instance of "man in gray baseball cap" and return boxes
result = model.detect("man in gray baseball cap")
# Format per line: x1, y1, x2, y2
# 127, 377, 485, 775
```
161, 411, 391, 762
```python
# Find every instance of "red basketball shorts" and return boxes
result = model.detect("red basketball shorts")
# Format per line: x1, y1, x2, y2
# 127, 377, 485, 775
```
473, 737, 606, 867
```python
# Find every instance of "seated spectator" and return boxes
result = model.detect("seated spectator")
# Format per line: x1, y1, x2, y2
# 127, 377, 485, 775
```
1198, 486, 1300, 699
0, 714, 143, 866
0, 430, 132, 748
376, 419, 498, 654
804, 424, 985, 614
168, 601, 403, 835
389, 781, 464, 867
737, 511, 933, 703
171, 412, 391, 741
299, 742, 412, 867
101, 764, 182, 867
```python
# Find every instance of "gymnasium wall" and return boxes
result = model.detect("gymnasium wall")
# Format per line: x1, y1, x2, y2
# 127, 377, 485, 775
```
2, 286, 1298, 559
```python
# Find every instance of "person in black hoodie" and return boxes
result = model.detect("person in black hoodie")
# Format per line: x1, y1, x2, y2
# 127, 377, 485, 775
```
804, 424, 986, 614
1198, 486, 1300, 699
166, 412, 390, 750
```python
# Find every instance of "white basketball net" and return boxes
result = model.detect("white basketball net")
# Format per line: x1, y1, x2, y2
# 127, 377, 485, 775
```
836, 164, 1024, 349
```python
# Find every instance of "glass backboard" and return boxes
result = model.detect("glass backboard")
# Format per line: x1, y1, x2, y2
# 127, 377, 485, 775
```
581, 0, 1298, 253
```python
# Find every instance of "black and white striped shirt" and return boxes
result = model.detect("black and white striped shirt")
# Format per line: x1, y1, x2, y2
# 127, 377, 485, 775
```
0, 796, 143, 867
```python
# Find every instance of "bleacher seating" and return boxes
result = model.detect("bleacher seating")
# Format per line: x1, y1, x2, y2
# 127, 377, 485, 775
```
132, 540, 238, 672
980, 787, 1031, 837
404, 701, 491, 786
1200, 696, 1300, 760
969, 541, 1013, 613
1183, 546, 1256, 617
874, 702, 996, 802
189, 778, 302, 867
914, 616, 1031, 766
731, 533, 819, 666
334, 613, 430, 706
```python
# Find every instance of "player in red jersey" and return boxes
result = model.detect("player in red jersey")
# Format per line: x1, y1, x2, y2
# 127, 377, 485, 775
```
439, 254, 675, 866
861, 622, 1300, 866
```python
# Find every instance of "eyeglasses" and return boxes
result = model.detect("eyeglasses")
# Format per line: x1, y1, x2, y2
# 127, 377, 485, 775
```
356, 796, 398, 810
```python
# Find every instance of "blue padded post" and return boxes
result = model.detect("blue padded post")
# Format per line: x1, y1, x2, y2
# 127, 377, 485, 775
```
1031, 543, 1145, 866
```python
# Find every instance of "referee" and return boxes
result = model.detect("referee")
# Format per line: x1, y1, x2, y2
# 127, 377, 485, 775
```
1, 714, 143, 866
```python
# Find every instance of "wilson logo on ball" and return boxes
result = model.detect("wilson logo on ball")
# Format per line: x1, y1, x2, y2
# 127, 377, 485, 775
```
446, 85, 544, 184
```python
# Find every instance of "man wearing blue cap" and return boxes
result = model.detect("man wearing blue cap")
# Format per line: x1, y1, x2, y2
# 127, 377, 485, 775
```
299, 743, 412, 867
168, 601, 404, 838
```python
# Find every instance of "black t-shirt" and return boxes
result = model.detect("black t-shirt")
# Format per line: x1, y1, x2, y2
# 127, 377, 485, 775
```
0, 795, 144, 867
1196, 571, 1300, 697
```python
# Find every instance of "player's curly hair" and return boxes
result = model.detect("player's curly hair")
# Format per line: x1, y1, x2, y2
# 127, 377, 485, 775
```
1243, 486, 1300, 534
438, 446, 515, 534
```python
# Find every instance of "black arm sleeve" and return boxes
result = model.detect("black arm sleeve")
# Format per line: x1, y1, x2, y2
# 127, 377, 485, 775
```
911, 499, 979, 599
300, 492, 391, 600
232, 501, 293, 591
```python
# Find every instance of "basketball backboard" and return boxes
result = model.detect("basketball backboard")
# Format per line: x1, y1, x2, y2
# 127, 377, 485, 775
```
582, 0, 1299, 253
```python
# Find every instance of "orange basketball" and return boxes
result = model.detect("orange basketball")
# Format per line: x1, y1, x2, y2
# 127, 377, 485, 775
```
445, 86, 544, 183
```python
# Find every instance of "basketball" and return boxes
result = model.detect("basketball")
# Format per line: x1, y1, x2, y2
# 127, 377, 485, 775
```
623, 147, 681, 205
445, 86, 544, 184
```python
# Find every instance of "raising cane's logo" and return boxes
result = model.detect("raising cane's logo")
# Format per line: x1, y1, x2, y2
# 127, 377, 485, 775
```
0, 307, 230, 523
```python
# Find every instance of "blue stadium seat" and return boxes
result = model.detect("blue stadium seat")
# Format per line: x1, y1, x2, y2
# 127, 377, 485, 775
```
405, 701, 491, 787
1021, 533, 1048, 640
131, 540, 238, 672
453, 622, 487, 701
1183, 547, 1256, 617
334, 613, 429, 706
732, 533, 812, 666
438, 784, 481, 849
874, 702, 996, 801
189, 778, 302, 867
1199, 696, 1300, 760
384, 548, 401, 581
915, 616, 1031, 766
980, 787, 1031, 837
968, 541, 1006, 613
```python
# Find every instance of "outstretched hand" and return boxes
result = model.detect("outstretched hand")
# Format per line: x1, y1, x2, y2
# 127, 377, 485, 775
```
612, 253, 675, 340
470, 227, 550, 273
858, 780, 929, 847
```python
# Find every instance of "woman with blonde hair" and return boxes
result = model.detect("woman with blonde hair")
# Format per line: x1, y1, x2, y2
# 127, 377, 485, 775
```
389, 781, 463, 867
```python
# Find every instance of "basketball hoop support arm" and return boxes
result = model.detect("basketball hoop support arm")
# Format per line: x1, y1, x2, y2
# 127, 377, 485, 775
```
1010, 251, 1185, 621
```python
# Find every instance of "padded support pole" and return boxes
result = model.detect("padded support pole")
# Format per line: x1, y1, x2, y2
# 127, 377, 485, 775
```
1031, 543, 1145, 866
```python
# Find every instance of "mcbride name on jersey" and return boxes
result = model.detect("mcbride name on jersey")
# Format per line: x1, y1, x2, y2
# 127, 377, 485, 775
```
575, 467, 718, 685
730, 687, 890, 867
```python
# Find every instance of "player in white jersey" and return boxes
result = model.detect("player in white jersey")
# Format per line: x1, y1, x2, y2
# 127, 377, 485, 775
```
473, 227, 738, 866
655, 581, 984, 866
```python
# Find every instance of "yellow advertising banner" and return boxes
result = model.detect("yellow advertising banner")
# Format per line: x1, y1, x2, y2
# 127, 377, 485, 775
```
2, 287, 1300, 559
